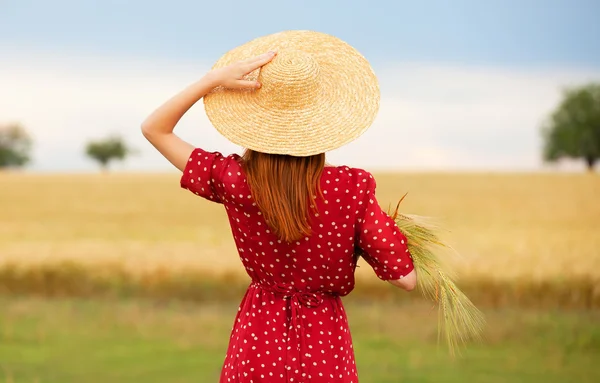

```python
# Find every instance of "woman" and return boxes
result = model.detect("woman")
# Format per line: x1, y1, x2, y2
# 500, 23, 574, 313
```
142, 30, 416, 383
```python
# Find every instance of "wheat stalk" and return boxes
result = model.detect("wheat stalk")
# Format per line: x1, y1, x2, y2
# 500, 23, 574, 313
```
386, 194, 485, 355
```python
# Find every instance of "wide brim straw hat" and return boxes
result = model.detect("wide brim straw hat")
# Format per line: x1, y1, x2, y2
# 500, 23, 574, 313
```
203, 30, 380, 157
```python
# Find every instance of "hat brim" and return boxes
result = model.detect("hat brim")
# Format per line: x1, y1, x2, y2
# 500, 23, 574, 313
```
203, 30, 380, 157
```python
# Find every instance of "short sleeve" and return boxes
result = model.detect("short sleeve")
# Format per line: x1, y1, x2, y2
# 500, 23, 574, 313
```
355, 173, 414, 281
180, 148, 227, 203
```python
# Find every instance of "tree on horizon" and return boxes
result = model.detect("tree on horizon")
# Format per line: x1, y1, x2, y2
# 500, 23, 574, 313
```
0, 123, 33, 169
85, 135, 132, 171
542, 83, 600, 172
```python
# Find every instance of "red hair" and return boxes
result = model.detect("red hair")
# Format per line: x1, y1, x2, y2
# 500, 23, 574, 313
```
241, 149, 325, 242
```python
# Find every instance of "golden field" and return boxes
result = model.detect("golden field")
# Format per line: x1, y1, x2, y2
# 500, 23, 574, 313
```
1, 171, 599, 306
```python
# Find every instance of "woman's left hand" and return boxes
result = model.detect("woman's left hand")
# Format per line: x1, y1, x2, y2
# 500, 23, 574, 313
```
208, 51, 277, 90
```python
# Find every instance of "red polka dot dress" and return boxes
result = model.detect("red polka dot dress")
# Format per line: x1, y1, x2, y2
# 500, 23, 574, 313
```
181, 148, 415, 383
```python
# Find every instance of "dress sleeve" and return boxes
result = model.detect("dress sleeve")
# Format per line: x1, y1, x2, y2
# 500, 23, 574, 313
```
180, 148, 227, 204
355, 172, 415, 281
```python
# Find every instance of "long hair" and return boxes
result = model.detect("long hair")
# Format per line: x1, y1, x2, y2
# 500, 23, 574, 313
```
241, 149, 325, 243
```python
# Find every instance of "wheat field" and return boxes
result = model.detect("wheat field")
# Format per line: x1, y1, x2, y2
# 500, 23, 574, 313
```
1, 170, 600, 381
1, 171, 599, 303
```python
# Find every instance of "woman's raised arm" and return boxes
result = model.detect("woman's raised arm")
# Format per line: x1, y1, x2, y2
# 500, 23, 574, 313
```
141, 51, 276, 171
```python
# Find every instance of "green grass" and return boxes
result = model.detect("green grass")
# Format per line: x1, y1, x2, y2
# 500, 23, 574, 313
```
1, 297, 599, 383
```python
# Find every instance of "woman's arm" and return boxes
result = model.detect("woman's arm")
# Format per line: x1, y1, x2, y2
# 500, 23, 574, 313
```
141, 75, 218, 171
141, 51, 277, 171
388, 269, 417, 291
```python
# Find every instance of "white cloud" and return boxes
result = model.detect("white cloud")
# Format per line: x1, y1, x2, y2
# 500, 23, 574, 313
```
1, 49, 599, 172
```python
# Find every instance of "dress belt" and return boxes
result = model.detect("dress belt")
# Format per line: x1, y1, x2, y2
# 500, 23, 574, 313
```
250, 281, 337, 382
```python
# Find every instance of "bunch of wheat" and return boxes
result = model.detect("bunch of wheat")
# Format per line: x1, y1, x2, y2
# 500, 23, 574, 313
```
360, 193, 485, 355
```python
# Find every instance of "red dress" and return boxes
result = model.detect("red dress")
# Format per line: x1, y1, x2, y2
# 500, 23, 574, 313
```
181, 148, 415, 383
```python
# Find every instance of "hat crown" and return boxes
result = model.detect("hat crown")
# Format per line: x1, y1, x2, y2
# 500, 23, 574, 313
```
257, 49, 321, 109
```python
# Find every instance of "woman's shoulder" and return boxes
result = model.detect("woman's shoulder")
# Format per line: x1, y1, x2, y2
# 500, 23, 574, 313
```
322, 165, 376, 194
323, 164, 374, 181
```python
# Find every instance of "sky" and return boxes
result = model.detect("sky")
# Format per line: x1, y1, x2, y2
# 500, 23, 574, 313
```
1, 0, 599, 172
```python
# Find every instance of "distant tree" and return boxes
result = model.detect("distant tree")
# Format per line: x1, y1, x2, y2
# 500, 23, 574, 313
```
85, 135, 132, 171
542, 83, 600, 171
0, 123, 33, 169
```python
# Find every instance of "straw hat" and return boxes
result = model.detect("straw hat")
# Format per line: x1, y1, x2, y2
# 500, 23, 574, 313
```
203, 30, 380, 157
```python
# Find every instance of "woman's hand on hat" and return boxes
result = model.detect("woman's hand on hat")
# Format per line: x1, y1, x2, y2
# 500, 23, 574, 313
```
208, 51, 277, 90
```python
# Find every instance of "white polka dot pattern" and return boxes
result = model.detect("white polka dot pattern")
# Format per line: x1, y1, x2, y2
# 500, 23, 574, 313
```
181, 148, 414, 382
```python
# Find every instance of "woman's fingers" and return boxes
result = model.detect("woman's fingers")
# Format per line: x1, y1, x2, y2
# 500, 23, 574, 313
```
232, 79, 262, 89
243, 51, 277, 72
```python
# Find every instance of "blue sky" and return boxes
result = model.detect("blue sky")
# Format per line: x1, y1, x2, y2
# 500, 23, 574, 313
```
1, 0, 599, 171
3, 0, 599, 67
